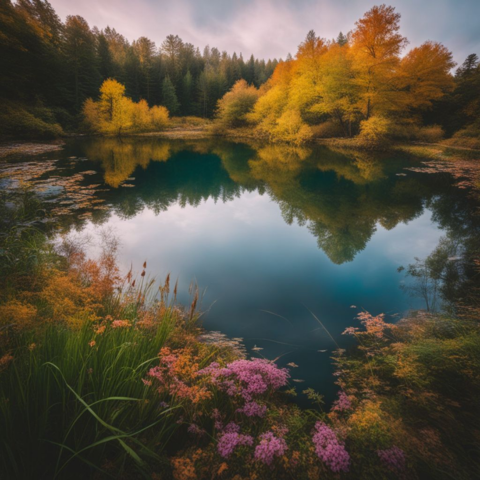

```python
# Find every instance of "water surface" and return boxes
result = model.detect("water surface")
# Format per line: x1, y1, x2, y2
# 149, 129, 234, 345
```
2, 137, 476, 401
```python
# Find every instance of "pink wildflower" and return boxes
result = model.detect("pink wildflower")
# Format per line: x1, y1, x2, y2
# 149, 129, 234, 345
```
332, 391, 352, 412
217, 432, 254, 458
312, 422, 350, 473
236, 401, 267, 417
187, 423, 205, 436
254, 432, 288, 466
224, 422, 241, 434
377, 446, 406, 472
199, 358, 289, 401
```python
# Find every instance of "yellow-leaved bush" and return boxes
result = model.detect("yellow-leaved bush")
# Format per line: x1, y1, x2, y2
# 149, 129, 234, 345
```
83, 79, 170, 135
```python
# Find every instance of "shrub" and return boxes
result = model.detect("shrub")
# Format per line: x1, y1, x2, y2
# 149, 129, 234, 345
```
215, 80, 260, 128
357, 116, 392, 149
0, 101, 64, 139
311, 120, 346, 138
272, 109, 313, 145
150, 105, 170, 129
417, 125, 444, 143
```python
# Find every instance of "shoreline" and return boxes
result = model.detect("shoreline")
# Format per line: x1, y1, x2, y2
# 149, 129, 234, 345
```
1, 130, 479, 161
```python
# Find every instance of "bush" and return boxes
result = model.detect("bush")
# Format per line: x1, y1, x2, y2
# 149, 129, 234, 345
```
357, 116, 392, 149
215, 80, 260, 128
272, 109, 313, 145
444, 121, 480, 149
311, 120, 346, 138
0, 101, 64, 139
417, 125, 444, 143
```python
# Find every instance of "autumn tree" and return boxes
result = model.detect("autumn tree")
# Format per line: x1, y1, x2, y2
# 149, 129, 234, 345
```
398, 41, 455, 112
83, 79, 170, 134
351, 5, 408, 119
215, 79, 259, 127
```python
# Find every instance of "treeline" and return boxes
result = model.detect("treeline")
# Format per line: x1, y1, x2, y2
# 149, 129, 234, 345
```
215, 5, 480, 147
0, 0, 278, 137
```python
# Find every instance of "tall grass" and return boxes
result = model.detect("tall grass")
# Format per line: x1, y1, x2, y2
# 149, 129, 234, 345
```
0, 284, 190, 479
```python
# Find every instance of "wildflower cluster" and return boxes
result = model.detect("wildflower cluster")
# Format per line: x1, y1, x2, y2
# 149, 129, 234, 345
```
254, 432, 288, 466
147, 347, 212, 404
236, 400, 267, 417
332, 390, 352, 412
377, 446, 406, 472
199, 358, 289, 400
217, 432, 254, 458
312, 422, 350, 473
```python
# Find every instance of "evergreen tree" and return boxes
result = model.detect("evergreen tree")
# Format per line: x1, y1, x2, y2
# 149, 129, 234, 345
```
181, 70, 194, 115
64, 15, 100, 111
162, 75, 179, 114
97, 33, 114, 81
337, 32, 348, 46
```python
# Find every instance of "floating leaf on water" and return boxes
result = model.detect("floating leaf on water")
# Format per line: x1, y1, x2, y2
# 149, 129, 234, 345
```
287, 362, 299, 368
252, 345, 263, 351
292, 379, 305, 383
318, 349, 328, 353
350, 305, 357, 308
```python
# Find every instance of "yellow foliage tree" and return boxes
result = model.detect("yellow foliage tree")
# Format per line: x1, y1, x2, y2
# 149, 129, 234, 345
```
83, 79, 170, 135
273, 109, 313, 145
215, 79, 259, 127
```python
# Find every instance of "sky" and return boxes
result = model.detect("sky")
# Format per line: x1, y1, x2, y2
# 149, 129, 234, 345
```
48, 0, 480, 67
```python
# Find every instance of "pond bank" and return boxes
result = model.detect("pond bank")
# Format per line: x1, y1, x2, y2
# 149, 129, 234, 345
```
0, 141, 65, 158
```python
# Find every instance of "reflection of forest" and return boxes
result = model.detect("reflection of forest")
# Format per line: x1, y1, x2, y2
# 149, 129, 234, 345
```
71, 138, 479, 265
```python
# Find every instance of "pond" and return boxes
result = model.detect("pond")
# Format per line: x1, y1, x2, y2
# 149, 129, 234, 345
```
2, 137, 478, 402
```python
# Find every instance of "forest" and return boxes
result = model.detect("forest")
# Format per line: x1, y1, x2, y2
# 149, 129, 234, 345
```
1, 1, 479, 148
0, 0, 278, 136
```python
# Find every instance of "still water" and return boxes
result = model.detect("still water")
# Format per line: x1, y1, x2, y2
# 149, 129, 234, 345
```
3, 137, 474, 401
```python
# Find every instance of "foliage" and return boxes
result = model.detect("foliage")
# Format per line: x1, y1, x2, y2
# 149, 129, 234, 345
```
82, 79, 170, 135
215, 79, 259, 128
0, 0, 278, 134
335, 311, 480, 480
357, 116, 392, 149
217, 5, 459, 145
0, 100, 64, 139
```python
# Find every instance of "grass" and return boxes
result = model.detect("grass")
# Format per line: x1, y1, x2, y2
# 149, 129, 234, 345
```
1, 319, 179, 478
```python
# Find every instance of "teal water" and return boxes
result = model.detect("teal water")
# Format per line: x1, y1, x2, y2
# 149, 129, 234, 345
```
3, 137, 476, 402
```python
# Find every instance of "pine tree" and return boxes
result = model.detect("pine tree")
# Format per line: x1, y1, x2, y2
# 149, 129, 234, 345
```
182, 70, 193, 115
162, 75, 180, 114
337, 32, 348, 46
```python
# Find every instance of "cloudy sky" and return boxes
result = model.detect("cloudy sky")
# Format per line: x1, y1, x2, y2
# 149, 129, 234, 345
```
48, 0, 479, 66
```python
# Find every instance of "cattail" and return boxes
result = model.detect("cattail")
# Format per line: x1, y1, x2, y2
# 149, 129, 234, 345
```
141, 270, 146, 277
126, 268, 132, 282
189, 288, 199, 320
174, 280, 178, 299
165, 273, 170, 294
131, 279, 136, 287
143, 261, 147, 269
